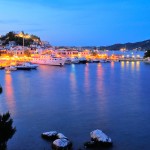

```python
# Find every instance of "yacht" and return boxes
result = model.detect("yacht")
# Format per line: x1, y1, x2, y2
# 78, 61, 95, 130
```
65, 57, 72, 64
31, 55, 65, 66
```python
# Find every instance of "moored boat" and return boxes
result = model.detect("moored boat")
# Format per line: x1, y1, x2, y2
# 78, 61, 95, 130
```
31, 55, 65, 66
16, 63, 31, 70
144, 57, 150, 64
79, 57, 87, 64
23, 62, 38, 69
5, 66, 17, 71
65, 57, 72, 64
93, 58, 100, 63
0, 66, 5, 70
71, 57, 80, 64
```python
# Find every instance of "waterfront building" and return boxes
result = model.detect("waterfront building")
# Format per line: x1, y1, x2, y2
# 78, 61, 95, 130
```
41, 41, 51, 47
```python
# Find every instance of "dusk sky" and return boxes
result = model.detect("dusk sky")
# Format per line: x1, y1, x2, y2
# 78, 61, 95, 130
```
0, 0, 150, 46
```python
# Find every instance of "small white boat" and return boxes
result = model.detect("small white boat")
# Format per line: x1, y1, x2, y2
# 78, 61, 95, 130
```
16, 62, 38, 70
65, 57, 72, 64
5, 66, 17, 71
71, 57, 80, 64
144, 57, 150, 64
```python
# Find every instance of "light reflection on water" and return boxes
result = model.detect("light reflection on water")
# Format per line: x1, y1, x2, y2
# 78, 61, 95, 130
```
0, 62, 150, 150
4, 73, 16, 115
84, 63, 90, 94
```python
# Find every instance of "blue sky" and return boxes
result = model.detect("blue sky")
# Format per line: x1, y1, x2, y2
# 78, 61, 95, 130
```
0, 0, 150, 46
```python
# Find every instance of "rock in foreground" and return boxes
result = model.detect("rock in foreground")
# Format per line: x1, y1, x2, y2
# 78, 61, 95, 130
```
90, 129, 112, 146
52, 139, 72, 150
41, 131, 58, 140
84, 129, 113, 148
57, 133, 68, 139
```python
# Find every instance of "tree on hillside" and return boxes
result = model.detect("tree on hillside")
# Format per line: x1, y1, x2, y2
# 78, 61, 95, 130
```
0, 112, 16, 150
0, 31, 41, 46
144, 50, 150, 58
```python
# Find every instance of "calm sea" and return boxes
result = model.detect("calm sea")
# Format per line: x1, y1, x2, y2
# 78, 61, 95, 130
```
0, 61, 150, 150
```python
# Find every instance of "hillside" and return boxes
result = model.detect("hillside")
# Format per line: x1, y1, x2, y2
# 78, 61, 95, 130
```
0, 31, 41, 46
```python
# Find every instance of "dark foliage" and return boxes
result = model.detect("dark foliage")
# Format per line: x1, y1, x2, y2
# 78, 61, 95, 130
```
0, 112, 16, 150
144, 50, 150, 58
0, 31, 41, 46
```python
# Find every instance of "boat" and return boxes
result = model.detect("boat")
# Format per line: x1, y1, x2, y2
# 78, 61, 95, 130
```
87, 59, 93, 63
71, 57, 80, 64
31, 55, 65, 66
93, 58, 100, 63
16, 63, 31, 70
65, 57, 72, 64
23, 62, 38, 69
79, 57, 87, 64
5, 66, 17, 71
0, 66, 5, 70
144, 57, 150, 64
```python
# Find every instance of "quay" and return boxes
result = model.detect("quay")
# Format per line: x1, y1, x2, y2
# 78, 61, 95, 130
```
0, 47, 145, 67
119, 58, 144, 61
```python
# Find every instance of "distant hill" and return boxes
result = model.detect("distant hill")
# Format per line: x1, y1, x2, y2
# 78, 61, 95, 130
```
0, 31, 41, 46
103, 40, 150, 50
81, 39, 150, 51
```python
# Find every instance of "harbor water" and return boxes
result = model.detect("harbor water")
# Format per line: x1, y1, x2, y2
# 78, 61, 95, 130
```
0, 61, 150, 150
